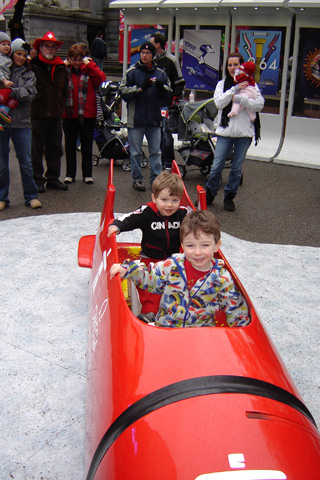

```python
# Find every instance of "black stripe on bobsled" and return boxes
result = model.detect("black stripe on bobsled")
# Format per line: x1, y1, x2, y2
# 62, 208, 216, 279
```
86, 374, 316, 480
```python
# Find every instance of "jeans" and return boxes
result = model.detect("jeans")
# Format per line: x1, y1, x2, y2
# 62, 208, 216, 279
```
0, 128, 39, 204
128, 126, 162, 184
92, 57, 103, 71
161, 117, 175, 168
206, 136, 252, 197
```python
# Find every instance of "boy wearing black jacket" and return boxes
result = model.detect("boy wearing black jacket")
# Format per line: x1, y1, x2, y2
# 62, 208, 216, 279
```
108, 171, 188, 323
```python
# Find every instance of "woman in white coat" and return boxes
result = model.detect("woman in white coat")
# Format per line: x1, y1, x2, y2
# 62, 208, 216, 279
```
206, 52, 264, 211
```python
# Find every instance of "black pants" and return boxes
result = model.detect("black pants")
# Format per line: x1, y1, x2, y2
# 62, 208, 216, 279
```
161, 118, 175, 168
62, 117, 95, 180
31, 117, 63, 184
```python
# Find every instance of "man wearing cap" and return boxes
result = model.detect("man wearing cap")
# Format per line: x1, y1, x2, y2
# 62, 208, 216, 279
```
150, 33, 185, 169
119, 41, 172, 191
30, 31, 68, 192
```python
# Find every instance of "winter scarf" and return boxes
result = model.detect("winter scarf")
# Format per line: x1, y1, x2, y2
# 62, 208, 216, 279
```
65, 67, 88, 122
221, 75, 261, 145
38, 53, 64, 83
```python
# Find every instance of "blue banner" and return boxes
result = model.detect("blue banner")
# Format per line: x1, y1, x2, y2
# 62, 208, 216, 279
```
239, 30, 282, 96
130, 28, 165, 65
182, 30, 221, 91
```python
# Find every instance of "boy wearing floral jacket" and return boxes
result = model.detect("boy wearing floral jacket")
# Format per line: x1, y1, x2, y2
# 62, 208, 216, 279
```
110, 210, 250, 328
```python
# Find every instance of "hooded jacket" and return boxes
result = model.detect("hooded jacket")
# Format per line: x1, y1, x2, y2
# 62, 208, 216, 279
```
9, 64, 37, 128
119, 59, 172, 128
111, 202, 188, 260
122, 254, 250, 328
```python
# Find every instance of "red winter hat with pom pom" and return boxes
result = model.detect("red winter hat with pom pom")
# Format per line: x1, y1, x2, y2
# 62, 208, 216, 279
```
239, 61, 255, 77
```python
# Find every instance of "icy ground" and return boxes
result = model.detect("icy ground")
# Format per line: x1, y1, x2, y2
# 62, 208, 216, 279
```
0, 212, 319, 479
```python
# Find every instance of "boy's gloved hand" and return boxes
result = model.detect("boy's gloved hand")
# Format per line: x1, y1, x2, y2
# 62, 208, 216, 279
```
155, 80, 164, 90
140, 78, 152, 91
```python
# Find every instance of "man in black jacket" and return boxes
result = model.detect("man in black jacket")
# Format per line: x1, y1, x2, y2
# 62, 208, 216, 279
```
120, 41, 172, 191
150, 33, 185, 169
90, 31, 107, 71
30, 31, 68, 192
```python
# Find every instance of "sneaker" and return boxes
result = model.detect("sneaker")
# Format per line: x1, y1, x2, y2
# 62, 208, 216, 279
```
137, 312, 156, 324
132, 180, 146, 191
206, 187, 216, 206
0, 200, 7, 211
28, 199, 42, 209
64, 177, 74, 184
224, 194, 235, 212
84, 177, 94, 184
76, 145, 81, 151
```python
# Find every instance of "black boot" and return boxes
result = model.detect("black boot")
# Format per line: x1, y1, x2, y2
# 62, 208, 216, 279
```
206, 188, 216, 206
224, 193, 235, 212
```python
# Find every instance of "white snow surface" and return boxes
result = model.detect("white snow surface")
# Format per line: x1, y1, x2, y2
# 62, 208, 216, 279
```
0, 212, 319, 479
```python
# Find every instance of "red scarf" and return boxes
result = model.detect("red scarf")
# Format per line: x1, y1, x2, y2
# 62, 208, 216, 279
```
38, 53, 65, 82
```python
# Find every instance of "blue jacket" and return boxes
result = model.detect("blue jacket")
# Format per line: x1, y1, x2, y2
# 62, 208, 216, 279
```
119, 59, 172, 128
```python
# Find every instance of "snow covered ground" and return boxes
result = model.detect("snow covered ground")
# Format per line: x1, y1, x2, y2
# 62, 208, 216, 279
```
0, 212, 319, 479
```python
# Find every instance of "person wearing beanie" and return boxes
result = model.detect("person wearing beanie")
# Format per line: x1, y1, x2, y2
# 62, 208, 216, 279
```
0, 38, 42, 211
206, 52, 264, 212
150, 33, 185, 169
119, 40, 172, 191
228, 61, 257, 122
30, 31, 68, 193
0, 32, 20, 129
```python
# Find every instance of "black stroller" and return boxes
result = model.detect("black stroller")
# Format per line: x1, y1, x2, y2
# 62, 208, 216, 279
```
92, 81, 149, 170
176, 97, 240, 184
176, 98, 218, 179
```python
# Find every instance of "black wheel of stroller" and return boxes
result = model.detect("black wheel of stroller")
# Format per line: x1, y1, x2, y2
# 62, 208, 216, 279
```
177, 164, 186, 178
200, 165, 210, 176
141, 152, 149, 168
122, 158, 131, 171
92, 155, 99, 166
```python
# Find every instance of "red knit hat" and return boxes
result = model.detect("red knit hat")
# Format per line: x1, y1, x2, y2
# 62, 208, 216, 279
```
33, 31, 63, 51
239, 61, 255, 77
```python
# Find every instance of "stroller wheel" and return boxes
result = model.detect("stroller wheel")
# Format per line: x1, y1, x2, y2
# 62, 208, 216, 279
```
122, 158, 131, 171
141, 152, 149, 168
92, 155, 99, 166
200, 165, 210, 176
177, 164, 186, 179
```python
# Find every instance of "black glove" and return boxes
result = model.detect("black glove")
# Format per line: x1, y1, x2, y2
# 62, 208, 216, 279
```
155, 79, 164, 90
140, 78, 152, 91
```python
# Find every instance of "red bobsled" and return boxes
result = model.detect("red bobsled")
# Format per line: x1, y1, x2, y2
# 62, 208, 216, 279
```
78, 160, 320, 480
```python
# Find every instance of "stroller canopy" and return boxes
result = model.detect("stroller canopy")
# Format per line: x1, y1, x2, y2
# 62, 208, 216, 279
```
178, 98, 218, 141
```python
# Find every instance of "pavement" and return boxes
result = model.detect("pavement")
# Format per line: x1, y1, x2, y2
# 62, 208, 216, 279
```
0, 145, 320, 479
1, 144, 320, 247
